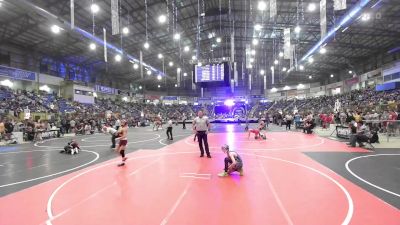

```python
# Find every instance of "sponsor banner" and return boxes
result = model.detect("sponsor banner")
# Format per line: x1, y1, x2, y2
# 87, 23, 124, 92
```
251, 95, 263, 99
145, 95, 160, 100
95, 85, 115, 95
345, 77, 360, 86
163, 96, 178, 101
0, 65, 36, 81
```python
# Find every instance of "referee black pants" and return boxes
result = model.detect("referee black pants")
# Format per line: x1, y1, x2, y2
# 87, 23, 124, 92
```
111, 134, 117, 148
166, 127, 173, 140
197, 131, 210, 157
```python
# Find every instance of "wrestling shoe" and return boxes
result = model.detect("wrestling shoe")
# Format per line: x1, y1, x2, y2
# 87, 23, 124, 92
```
122, 157, 128, 162
117, 162, 125, 167
218, 171, 228, 177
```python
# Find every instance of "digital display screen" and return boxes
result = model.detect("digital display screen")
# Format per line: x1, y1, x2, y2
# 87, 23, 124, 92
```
195, 63, 225, 82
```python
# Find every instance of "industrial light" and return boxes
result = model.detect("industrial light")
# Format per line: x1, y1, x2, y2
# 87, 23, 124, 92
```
169, 61, 174, 67
173, 33, 181, 40
158, 85, 161, 88
349, 70, 353, 74
248, 64, 253, 69
51, 25, 61, 34
270, 66, 274, 70
319, 47, 326, 54
144, 42, 149, 49
197, 62, 202, 66
308, 57, 314, 63
175, 84, 178, 87
279, 52, 284, 57
294, 26, 301, 33
192, 55, 197, 60
122, 27, 129, 35
297, 83, 305, 89
183, 72, 188, 77
89, 43, 96, 50
91, 4, 100, 13
299, 65, 304, 70
0, 79, 13, 88
212, 44, 217, 48
254, 24, 262, 31
157, 75, 162, 80
158, 53, 163, 59
260, 69, 265, 75
251, 49, 256, 55
330, 74, 334, 78
114, 54, 122, 62
252, 39, 259, 45
177, 68, 181, 72
133, 64, 139, 69
139, 86, 142, 90
249, 58, 255, 63
283, 86, 290, 90
361, 13, 370, 21
257, 1, 267, 11
274, 59, 279, 65
282, 67, 287, 72
216, 37, 222, 43
146, 70, 152, 75
158, 14, 167, 24
222, 57, 226, 60
184, 46, 190, 52
309, 75, 313, 79
308, 3, 316, 12
271, 87, 277, 93
208, 33, 213, 39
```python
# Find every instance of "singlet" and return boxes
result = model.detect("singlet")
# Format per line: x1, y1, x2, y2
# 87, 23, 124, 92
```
228, 151, 243, 164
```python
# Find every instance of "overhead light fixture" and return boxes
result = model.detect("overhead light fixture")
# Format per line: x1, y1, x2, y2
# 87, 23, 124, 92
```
279, 52, 284, 57
90, 4, 100, 14
177, 68, 181, 72
248, 64, 253, 69
158, 53, 163, 59
361, 13, 370, 21
146, 70, 152, 75
349, 70, 353, 74
114, 54, 122, 62
144, 42, 149, 49
299, 65, 304, 70
51, 25, 61, 34
251, 49, 256, 55
169, 61, 174, 67
122, 27, 129, 35
294, 26, 301, 33
175, 84, 178, 87
342, 27, 349, 33
271, 87, 277, 92
254, 24, 262, 31
283, 86, 290, 90
249, 58, 255, 63
222, 57, 226, 61
274, 59, 279, 65
208, 33, 213, 39
158, 14, 167, 24
297, 83, 305, 89
157, 75, 162, 80
260, 69, 265, 75
308, 3, 316, 12
309, 75, 313, 79
133, 64, 139, 69
197, 62, 202, 66
330, 74, 334, 78
319, 47, 326, 54
139, 86, 142, 90
308, 57, 314, 63
216, 37, 222, 43
89, 43, 96, 50
158, 85, 161, 88
173, 33, 181, 40
270, 66, 274, 70
192, 55, 197, 60
282, 67, 287, 72
184, 46, 190, 52
183, 72, 188, 77
252, 39, 259, 45
257, 1, 267, 11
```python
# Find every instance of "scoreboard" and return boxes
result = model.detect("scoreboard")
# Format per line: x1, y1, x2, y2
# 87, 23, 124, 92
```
194, 63, 225, 83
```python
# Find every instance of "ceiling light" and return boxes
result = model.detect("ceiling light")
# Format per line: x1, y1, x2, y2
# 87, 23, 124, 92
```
216, 37, 222, 43
158, 53, 163, 59
177, 68, 181, 72
144, 42, 149, 49
308, 3, 316, 12
51, 25, 61, 34
251, 50, 256, 55
309, 75, 313, 79
270, 66, 274, 70
157, 75, 162, 80
133, 64, 139, 69
282, 67, 287, 72
184, 46, 190, 52
139, 86, 142, 89
222, 57, 226, 60
175, 84, 178, 87
192, 55, 197, 60
257, 1, 267, 11
208, 33, 213, 39
169, 61, 174, 67
252, 39, 259, 45
89, 43, 96, 50
211, 44, 217, 48
250, 58, 255, 63
158, 14, 167, 24
271, 87, 277, 92
147, 70, 152, 75
254, 24, 262, 31
90, 4, 100, 13
114, 54, 122, 62
197, 62, 202, 66
183, 72, 188, 77
260, 69, 265, 75
299, 65, 304, 70
158, 85, 161, 88
274, 59, 279, 65
349, 70, 353, 74
294, 26, 301, 33
173, 33, 181, 40
308, 57, 314, 63
361, 13, 370, 21
283, 86, 290, 90
122, 27, 129, 35
298, 84, 305, 89
330, 74, 334, 78
279, 52, 284, 57
248, 64, 253, 69
319, 47, 326, 54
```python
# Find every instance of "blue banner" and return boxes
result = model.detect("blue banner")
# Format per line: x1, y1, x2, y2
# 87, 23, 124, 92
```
95, 85, 115, 95
251, 95, 263, 99
163, 96, 178, 100
0, 65, 36, 81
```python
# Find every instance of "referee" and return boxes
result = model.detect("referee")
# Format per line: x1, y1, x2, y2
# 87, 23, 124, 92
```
193, 110, 211, 158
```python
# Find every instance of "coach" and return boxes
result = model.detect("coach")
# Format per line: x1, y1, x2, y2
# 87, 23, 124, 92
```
193, 110, 211, 158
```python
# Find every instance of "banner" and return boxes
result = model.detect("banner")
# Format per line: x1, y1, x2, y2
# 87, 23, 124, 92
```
95, 85, 115, 94
163, 96, 178, 100
177, 68, 181, 88
248, 74, 252, 90
70, 0, 74, 29
271, 67, 275, 85
263, 75, 267, 90
103, 28, 107, 62
284, 28, 291, 59
111, 0, 120, 35
345, 77, 360, 86
270, 0, 277, 18
334, 0, 346, 10
251, 95, 263, 99
230, 32, 235, 63
320, 0, 327, 38
198, 97, 212, 101
0, 65, 36, 81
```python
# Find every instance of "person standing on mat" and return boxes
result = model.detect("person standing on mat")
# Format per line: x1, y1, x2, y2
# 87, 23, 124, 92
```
193, 110, 211, 158
166, 118, 173, 140
182, 114, 187, 129
115, 120, 128, 167
102, 124, 119, 149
